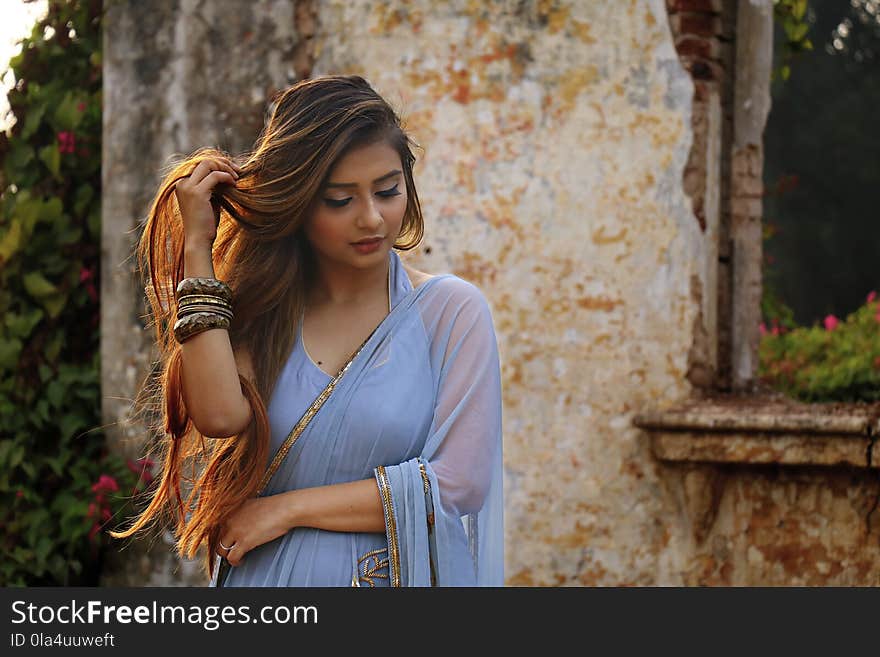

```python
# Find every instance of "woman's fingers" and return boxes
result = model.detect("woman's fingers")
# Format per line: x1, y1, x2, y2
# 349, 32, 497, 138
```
188, 158, 240, 187
174, 157, 239, 246
196, 170, 238, 194
226, 543, 245, 567
219, 535, 245, 566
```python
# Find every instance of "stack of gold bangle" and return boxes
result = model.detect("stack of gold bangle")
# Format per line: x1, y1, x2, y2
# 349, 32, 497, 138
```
172, 277, 234, 344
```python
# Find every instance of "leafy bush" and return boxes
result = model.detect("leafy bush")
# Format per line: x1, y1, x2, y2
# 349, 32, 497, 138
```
759, 291, 880, 402
0, 0, 150, 586
773, 0, 813, 81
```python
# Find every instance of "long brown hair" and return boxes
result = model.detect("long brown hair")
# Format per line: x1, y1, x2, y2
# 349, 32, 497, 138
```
109, 75, 425, 578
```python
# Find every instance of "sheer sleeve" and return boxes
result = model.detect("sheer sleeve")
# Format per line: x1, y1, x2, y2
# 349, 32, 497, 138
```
424, 279, 502, 516
373, 277, 504, 586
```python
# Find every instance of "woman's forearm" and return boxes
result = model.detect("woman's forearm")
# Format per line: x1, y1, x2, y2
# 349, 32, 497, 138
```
179, 241, 253, 438
280, 478, 386, 533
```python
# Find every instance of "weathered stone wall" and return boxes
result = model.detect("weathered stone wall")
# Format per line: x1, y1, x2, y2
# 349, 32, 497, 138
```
659, 0, 880, 586
667, 0, 728, 391
101, 0, 307, 586
102, 0, 880, 586
310, 0, 703, 585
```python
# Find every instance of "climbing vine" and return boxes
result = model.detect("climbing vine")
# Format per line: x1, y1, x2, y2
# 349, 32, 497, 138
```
0, 0, 150, 586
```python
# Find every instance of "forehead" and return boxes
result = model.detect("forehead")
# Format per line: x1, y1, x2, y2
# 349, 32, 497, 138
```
328, 141, 402, 181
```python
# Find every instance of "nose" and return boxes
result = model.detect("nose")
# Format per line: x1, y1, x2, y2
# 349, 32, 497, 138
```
356, 195, 384, 231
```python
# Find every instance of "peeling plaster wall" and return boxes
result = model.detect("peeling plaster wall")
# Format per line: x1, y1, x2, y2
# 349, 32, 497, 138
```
101, 0, 304, 586
102, 0, 880, 586
310, 0, 703, 585
668, 465, 880, 586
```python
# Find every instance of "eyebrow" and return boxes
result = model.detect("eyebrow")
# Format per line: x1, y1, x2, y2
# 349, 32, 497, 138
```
324, 169, 402, 188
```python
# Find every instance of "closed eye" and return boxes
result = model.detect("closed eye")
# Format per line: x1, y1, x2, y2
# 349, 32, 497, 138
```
376, 182, 402, 198
323, 183, 402, 208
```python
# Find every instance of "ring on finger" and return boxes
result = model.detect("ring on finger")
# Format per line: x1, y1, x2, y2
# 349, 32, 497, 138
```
219, 539, 236, 551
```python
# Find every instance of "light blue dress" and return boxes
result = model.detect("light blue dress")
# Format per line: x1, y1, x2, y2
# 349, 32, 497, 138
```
210, 249, 504, 587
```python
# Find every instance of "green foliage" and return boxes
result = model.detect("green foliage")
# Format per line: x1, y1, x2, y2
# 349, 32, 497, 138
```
0, 0, 150, 586
759, 294, 880, 402
760, 220, 797, 333
773, 0, 814, 81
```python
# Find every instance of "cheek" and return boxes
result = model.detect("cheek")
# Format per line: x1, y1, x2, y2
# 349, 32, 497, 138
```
391, 193, 408, 222
305, 210, 344, 243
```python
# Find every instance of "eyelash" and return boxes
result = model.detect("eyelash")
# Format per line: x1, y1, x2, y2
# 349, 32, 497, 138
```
323, 183, 402, 208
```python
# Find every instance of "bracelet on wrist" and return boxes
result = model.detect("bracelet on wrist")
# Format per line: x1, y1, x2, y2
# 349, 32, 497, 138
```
173, 311, 231, 344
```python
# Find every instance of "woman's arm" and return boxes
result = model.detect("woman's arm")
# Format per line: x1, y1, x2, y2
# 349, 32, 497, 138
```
220, 479, 385, 567
179, 239, 254, 438
281, 479, 385, 533
171, 156, 253, 438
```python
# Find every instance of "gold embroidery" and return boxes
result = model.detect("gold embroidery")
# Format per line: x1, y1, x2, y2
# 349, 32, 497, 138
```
354, 547, 390, 587
375, 466, 401, 587
418, 461, 430, 494
418, 458, 438, 586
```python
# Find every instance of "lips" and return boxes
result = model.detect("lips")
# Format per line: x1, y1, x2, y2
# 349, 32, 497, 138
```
352, 237, 383, 245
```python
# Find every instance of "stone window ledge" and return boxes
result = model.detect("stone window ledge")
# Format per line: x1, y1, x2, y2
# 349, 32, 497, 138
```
632, 393, 880, 469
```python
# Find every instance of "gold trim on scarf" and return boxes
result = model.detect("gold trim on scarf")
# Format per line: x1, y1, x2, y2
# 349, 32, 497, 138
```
418, 461, 430, 494
257, 331, 370, 494
418, 458, 437, 586
375, 466, 401, 587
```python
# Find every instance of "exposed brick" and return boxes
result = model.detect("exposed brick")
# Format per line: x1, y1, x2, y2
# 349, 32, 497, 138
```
692, 78, 716, 101
675, 36, 719, 60
679, 13, 722, 37
731, 151, 750, 177
668, 0, 722, 13
684, 58, 723, 81
684, 167, 706, 195
733, 173, 764, 198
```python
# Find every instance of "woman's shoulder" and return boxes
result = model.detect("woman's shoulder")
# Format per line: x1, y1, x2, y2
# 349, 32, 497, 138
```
403, 263, 435, 291
404, 263, 487, 302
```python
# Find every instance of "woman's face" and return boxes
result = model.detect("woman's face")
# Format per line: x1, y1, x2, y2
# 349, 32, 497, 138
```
303, 139, 407, 271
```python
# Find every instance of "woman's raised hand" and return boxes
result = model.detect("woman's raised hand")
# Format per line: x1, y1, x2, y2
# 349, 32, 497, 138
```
174, 157, 242, 247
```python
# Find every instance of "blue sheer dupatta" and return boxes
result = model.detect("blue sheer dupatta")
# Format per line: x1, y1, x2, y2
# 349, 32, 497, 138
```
373, 275, 505, 586
212, 256, 504, 587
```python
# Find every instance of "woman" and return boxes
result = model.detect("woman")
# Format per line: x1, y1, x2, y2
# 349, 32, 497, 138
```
111, 74, 504, 587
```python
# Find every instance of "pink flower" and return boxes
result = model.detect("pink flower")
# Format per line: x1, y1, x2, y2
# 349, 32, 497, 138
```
16, 489, 23, 499
76, 101, 86, 112
759, 322, 767, 336
136, 457, 155, 470
79, 265, 98, 302
771, 326, 780, 336
57, 131, 76, 154
126, 457, 155, 474
823, 315, 839, 331
91, 474, 119, 494
868, 291, 877, 304
126, 457, 155, 486
87, 502, 97, 518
